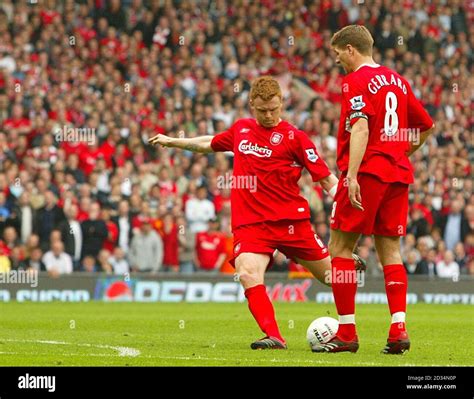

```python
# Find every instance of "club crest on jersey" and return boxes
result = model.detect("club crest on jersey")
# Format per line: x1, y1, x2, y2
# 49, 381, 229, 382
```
305, 149, 319, 163
270, 132, 283, 145
350, 95, 366, 111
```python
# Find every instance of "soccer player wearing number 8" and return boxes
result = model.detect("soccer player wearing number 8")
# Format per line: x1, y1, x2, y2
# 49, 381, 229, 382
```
312, 25, 435, 354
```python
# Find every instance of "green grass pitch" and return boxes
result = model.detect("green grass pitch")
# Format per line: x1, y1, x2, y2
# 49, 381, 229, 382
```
0, 302, 472, 366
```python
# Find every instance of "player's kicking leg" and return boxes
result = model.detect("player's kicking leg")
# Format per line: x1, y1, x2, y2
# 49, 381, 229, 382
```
296, 256, 331, 286
235, 252, 287, 350
374, 235, 410, 354
311, 229, 361, 353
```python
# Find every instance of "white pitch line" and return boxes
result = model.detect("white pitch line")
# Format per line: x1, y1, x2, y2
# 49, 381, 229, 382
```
1, 353, 211, 360
1, 339, 141, 357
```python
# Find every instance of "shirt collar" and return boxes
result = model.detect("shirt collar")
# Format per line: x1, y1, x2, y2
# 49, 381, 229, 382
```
355, 63, 380, 72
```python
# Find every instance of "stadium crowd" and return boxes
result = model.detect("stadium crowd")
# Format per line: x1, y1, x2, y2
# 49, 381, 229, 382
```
0, 0, 472, 278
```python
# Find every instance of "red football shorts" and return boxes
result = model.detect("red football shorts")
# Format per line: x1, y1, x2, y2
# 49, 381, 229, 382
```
230, 219, 329, 268
330, 172, 409, 236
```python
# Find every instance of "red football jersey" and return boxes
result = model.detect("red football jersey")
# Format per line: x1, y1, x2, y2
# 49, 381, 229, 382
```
337, 64, 434, 184
196, 231, 226, 270
211, 118, 331, 229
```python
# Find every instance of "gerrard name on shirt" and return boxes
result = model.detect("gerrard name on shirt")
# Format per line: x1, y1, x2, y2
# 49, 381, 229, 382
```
367, 73, 407, 95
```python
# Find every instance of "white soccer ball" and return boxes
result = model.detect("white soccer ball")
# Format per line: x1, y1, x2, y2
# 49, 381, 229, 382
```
306, 317, 339, 347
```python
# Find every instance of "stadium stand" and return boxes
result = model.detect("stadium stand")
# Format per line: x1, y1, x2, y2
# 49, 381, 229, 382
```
0, 0, 472, 277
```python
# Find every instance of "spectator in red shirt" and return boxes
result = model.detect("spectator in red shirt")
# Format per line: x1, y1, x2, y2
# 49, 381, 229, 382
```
195, 218, 226, 273
2, 104, 31, 136
101, 207, 118, 253
161, 213, 179, 272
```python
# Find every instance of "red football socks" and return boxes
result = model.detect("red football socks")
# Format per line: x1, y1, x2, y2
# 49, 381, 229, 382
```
245, 284, 285, 343
383, 264, 408, 338
331, 257, 358, 341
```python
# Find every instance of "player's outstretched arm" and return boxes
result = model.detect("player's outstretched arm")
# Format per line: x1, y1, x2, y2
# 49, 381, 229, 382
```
148, 133, 215, 153
347, 118, 369, 211
407, 124, 435, 156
